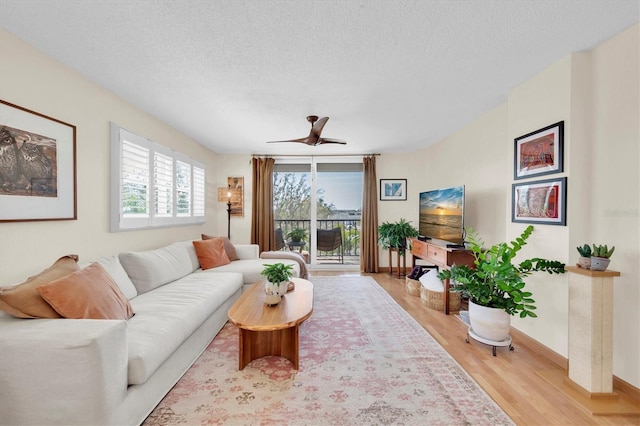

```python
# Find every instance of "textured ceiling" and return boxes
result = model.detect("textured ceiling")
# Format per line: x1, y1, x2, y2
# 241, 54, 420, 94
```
0, 0, 638, 155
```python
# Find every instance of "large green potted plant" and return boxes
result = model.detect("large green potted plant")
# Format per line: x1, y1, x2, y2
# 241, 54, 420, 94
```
378, 218, 419, 255
437, 225, 565, 341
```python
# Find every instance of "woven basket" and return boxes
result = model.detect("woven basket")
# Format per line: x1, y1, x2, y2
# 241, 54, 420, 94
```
405, 277, 421, 297
420, 286, 461, 312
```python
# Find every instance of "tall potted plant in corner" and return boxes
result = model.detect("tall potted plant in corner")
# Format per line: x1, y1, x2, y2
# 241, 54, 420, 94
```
378, 218, 419, 255
438, 225, 565, 342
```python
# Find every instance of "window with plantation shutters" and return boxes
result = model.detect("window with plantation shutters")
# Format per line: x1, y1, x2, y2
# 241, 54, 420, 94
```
110, 123, 206, 231
193, 165, 205, 217
154, 151, 173, 218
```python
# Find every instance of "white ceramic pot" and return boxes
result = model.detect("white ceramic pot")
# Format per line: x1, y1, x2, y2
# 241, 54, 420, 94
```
264, 281, 281, 306
468, 300, 511, 342
577, 256, 591, 269
277, 281, 288, 297
590, 257, 610, 271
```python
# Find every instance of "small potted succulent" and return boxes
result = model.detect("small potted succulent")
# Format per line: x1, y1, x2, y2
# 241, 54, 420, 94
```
576, 244, 592, 269
591, 244, 615, 271
261, 263, 294, 305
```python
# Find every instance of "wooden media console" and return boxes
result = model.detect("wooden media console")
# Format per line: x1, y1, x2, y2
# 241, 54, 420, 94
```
408, 238, 475, 314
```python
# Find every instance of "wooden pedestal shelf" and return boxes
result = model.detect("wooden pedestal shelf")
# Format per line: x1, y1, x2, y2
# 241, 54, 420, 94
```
388, 247, 406, 277
537, 266, 640, 416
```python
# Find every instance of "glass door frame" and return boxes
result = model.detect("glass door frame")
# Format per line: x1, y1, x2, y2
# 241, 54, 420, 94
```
274, 155, 363, 270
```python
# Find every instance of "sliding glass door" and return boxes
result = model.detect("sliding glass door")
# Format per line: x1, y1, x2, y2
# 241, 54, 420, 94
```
273, 157, 363, 268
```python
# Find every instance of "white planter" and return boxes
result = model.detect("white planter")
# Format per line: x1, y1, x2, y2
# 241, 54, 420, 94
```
264, 281, 282, 306
577, 256, 591, 269
277, 281, 288, 297
590, 256, 610, 271
468, 300, 511, 342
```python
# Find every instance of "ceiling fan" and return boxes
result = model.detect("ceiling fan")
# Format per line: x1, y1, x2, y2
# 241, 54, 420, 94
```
266, 116, 347, 146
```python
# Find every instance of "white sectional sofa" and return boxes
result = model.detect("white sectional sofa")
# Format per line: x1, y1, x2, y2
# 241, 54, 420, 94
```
0, 240, 301, 426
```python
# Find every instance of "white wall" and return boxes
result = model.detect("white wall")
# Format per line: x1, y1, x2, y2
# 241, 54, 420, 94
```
0, 29, 224, 285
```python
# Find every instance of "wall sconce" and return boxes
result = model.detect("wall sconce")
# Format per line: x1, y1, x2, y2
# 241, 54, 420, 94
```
217, 185, 232, 239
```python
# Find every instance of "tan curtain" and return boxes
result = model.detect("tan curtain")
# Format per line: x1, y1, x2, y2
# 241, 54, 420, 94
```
360, 155, 379, 273
250, 157, 275, 253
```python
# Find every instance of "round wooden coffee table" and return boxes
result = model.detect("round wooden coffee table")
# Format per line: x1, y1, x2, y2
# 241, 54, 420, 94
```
227, 278, 313, 370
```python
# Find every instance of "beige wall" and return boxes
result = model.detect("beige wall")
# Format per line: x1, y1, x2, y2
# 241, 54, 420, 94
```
207, 154, 254, 243
589, 24, 639, 387
419, 24, 639, 388
0, 29, 224, 285
376, 152, 426, 268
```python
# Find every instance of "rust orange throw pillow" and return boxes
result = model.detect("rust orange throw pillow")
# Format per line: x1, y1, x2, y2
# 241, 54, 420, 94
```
36, 262, 134, 320
201, 234, 239, 261
193, 238, 231, 270
0, 255, 80, 318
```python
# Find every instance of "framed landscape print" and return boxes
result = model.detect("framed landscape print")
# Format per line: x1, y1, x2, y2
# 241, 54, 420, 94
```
0, 100, 77, 222
514, 121, 564, 180
512, 177, 567, 226
380, 179, 407, 201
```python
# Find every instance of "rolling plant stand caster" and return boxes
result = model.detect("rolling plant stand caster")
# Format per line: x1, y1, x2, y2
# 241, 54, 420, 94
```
466, 328, 514, 356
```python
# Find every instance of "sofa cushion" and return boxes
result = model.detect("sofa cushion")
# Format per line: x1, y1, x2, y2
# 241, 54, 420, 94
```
193, 238, 230, 270
201, 234, 239, 261
119, 242, 194, 294
97, 256, 138, 299
199, 258, 300, 284
0, 255, 79, 318
126, 272, 243, 385
37, 263, 134, 320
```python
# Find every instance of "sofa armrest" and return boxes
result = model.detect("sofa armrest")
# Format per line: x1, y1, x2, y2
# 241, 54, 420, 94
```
233, 244, 259, 260
0, 317, 128, 425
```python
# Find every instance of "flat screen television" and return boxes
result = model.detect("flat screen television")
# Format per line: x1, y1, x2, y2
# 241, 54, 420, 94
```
419, 185, 465, 244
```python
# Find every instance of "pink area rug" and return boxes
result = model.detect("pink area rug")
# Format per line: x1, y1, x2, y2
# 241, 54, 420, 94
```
144, 276, 513, 425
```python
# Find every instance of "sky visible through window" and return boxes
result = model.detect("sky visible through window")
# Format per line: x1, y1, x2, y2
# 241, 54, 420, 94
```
317, 171, 362, 211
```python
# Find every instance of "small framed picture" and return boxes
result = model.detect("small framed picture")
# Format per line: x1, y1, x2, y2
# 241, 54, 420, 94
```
380, 179, 407, 201
512, 177, 567, 226
514, 121, 564, 180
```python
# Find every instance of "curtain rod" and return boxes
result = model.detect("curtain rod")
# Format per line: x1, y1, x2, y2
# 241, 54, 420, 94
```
251, 153, 380, 157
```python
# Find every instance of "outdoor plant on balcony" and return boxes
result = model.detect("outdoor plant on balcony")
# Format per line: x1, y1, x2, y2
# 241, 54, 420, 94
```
287, 228, 307, 243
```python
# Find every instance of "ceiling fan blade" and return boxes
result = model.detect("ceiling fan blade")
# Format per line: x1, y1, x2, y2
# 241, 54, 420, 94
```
317, 138, 347, 145
266, 136, 314, 144
310, 117, 329, 138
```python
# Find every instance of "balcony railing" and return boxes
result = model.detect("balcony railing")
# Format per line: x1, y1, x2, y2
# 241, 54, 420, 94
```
274, 219, 361, 258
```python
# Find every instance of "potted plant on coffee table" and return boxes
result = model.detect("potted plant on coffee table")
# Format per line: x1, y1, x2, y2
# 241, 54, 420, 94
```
437, 225, 565, 342
261, 263, 295, 306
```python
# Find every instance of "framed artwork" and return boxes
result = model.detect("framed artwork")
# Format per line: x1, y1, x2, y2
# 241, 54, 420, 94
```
227, 176, 243, 216
380, 179, 407, 201
514, 121, 563, 180
0, 100, 77, 222
512, 177, 567, 226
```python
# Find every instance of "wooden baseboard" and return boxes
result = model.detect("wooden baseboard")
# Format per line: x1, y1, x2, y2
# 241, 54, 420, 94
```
510, 328, 640, 401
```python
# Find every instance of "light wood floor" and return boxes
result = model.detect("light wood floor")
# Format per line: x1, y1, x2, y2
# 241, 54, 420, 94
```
309, 271, 639, 426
